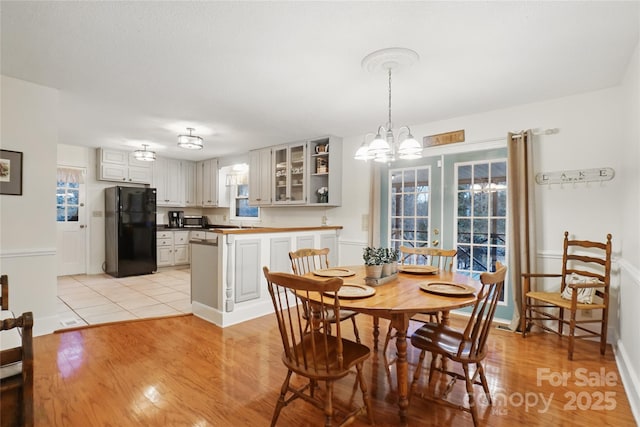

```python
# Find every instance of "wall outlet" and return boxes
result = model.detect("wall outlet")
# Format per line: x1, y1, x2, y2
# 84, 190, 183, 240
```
222, 214, 228, 222
321, 215, 328, 226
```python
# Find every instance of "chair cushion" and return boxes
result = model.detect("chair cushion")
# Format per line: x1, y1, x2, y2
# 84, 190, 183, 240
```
0, 361, 22, 380
560, 273, 598, 304
527, 291, 606, 310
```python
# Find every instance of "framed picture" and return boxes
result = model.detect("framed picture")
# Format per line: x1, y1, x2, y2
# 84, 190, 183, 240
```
0, 149, 23, 195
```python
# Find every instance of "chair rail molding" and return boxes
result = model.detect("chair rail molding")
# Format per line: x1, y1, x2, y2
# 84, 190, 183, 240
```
0, 248, 57, 258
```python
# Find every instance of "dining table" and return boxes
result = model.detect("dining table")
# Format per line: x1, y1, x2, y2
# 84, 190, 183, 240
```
304, 265, 480, 426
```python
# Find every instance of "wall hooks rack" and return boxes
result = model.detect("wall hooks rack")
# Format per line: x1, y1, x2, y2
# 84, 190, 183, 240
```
535, 167, 615, 185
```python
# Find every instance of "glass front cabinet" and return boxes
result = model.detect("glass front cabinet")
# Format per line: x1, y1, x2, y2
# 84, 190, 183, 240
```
251, 136, 342, 207
273, 143, 306, 204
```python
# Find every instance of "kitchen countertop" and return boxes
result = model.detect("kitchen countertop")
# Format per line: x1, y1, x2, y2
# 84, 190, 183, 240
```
157, 225, 342, 234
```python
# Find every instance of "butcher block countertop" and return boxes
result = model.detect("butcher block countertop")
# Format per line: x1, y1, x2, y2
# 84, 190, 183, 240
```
158, 225, 342, 235
207, 225, 342, 234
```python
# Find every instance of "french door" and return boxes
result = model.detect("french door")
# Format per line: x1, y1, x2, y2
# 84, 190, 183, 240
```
384, 147, 513, 320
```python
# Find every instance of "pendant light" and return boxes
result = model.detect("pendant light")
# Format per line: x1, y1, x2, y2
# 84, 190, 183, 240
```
133, 144, 156, 162
178, 127, 204, 150
356, 48, 423, 163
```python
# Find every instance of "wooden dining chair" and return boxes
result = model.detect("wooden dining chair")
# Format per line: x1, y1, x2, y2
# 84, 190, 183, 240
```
409, 262, 507, 427
400, 246, 457, 270
383, 247, 458, 360
262, 267, 374, 427
1, 275, 8, 310
289, 248, 361, 344
522, 231, 612, 360
1, 311, 34, 427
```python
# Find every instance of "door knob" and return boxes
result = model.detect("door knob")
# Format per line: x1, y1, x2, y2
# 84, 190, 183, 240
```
80, 225, 86, 229
432, 239, 439, 247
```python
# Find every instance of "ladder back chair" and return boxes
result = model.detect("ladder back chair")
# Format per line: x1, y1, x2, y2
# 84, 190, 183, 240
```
522, 231, 612, 360
1, 275, 8, 310
1, 311, 34, 427
409, 262, 507, 427
289, 248, 361, 344
383, 247, 458, 359
262, 267, 374, 427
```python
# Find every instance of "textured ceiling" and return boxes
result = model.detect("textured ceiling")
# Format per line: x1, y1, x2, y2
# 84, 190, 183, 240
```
1, 1, 638, 161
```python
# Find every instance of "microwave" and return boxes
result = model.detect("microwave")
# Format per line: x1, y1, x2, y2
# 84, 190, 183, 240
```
182, 215, 207, 228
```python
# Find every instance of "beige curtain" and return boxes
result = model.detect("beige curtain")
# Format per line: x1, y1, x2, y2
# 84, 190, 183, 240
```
507, 130, 537, 331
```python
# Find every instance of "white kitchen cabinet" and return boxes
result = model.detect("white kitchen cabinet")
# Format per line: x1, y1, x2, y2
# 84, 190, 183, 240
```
234, 238, 262, 303
197, 158, 219, 207
248, 147, 272, 205
308, 136, 342, 206
156, 231, 174, 267
97, 148, 152, 184
156, 230, 190, 267
273, 143, 306, 205
153, 157, 182, 207
183, 161, 197, 207
246, 136, 342, 207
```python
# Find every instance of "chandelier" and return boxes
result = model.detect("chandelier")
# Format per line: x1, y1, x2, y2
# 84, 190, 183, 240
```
177, 127, 204, 150
133, 144, 156, 162
354, 48, 423, 163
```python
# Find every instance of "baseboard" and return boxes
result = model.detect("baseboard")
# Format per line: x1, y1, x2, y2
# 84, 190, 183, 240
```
614, 339, 640, 425
191, 300, 274, 328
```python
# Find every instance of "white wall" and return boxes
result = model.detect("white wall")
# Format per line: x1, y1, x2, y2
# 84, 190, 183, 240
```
617, 40, 640, 422
0, 75, 58, 335
332, 45, 639, 421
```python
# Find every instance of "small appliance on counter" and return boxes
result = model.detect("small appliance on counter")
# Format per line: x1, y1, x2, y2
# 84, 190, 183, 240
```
168, 210, 184, 228
183, 215, 208, 228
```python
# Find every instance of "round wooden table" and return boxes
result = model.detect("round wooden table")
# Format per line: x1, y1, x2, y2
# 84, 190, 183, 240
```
305, 265, 479, 426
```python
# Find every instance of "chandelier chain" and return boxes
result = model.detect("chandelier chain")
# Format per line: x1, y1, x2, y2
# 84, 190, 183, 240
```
387, 68, 392, 127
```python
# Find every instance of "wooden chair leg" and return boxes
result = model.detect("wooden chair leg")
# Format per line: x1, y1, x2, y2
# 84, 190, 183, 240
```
351, 317, 361, 344
462, 363, 479, 427
355, 362, 374, 425
372, 316, 380, 351
382, 324, 394, 358
410, 350, 426, 399
477, 362, 492, 405
521, 296, 528, 338
558, 307, 564, 336
271, 370, 292, 427
600, 308, 608, 356
324, 381, 334, 427
568, 310, 576, 361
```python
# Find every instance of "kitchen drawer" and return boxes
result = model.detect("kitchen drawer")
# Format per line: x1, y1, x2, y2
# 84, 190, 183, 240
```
174, 231, 190, 244
157, 231, 173, 239
190, 231, 206, 240
157, 238, 173, 247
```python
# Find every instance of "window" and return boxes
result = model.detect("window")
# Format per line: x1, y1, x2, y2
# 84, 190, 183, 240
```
389, 167, 431, 257
56, 167, 84, 222
232, 182, 259, 220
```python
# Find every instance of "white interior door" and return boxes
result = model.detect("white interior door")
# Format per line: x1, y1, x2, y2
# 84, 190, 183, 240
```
56, 167, 87, 276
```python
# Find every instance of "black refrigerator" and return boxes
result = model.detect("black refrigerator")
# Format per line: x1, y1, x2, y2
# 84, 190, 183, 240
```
105, 186, 157, 278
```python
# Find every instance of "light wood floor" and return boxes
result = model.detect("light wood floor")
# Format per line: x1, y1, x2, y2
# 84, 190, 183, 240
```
33, 314, 635, 426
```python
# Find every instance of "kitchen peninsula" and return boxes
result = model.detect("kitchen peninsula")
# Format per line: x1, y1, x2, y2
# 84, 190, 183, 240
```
190, 225, 342, 327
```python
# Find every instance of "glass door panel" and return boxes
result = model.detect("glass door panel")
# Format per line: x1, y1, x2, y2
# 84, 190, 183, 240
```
289, 144, 305, 203
273, 147, 288, 203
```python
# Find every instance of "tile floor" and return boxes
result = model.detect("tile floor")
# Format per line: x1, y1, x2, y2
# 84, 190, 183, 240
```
57, 268, 191, 330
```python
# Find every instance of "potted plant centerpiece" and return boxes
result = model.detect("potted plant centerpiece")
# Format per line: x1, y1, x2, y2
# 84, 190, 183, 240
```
381, 248, 393, 277
363, 246, 383, 278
